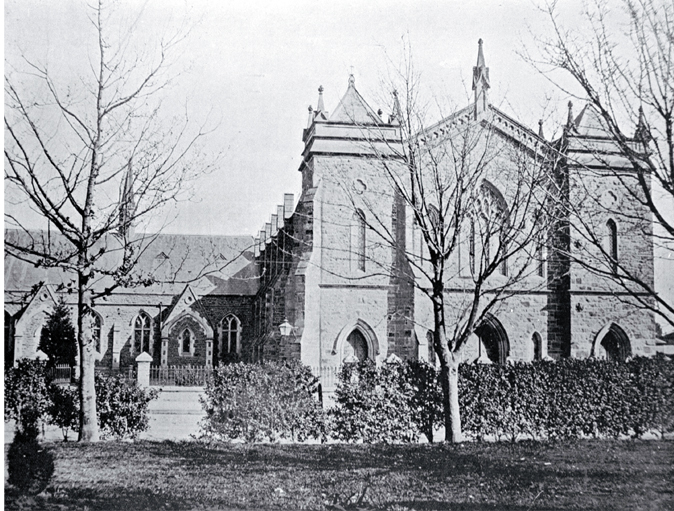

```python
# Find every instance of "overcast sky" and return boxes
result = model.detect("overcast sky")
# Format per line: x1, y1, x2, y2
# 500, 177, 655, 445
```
4, 0, 673, 328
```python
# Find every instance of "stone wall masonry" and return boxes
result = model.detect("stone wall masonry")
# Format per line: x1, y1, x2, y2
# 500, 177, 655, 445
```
569, 293, 656, 359
414, 290, 549, 363
197, 295, 254, 364
568, 169, 654, 293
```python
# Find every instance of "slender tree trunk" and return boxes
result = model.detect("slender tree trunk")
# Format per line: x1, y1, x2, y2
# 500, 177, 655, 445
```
446, 352, 461, 443
432, 289, 463, 443
77, 272, 99, 442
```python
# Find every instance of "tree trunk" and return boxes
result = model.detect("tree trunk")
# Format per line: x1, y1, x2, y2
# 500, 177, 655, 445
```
444, 352, 462, 443
431, 284, 464, 444
77, 278, 99, 442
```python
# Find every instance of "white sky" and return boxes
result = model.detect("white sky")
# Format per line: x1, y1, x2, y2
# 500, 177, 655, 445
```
4, 0, 673, 329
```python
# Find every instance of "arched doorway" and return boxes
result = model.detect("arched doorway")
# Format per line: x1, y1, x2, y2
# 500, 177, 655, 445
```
344, 329, 368, 362
475, 314, 509, 364
601, 323, 631, 361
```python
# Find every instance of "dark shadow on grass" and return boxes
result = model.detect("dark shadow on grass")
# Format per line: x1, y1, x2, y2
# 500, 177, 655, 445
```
26, 439, 672, 511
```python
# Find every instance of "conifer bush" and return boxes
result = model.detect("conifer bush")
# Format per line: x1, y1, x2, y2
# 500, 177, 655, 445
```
39, 299, 77, 367
4, 359, 52, 433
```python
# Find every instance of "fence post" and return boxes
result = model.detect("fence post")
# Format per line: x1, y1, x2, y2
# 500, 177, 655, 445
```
135, 352, 153, 387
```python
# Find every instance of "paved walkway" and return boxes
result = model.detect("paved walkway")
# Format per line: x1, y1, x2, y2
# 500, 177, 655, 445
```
4, 386, 206, 444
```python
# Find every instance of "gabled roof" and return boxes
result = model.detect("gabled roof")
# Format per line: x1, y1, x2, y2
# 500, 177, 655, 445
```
573, 104, 611, 138
419, 103, 543, 154
4, 229, 259, 297
329, 75, 382, 125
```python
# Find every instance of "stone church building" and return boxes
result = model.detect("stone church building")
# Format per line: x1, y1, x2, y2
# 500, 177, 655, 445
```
4, 42, 657, 383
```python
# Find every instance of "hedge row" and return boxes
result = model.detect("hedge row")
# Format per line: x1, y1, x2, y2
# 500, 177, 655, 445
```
4, 359, 158, 440
459, 357, 674, 441
201, 356, 674, 443
200, 361, 326, 442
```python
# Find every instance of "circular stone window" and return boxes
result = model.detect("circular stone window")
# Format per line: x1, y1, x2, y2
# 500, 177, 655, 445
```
354, 178, 367, 194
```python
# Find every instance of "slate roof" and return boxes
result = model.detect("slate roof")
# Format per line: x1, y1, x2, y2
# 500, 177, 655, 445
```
573, 104, 611, 138
4, 229, 259, 297
329, 76, 383, 125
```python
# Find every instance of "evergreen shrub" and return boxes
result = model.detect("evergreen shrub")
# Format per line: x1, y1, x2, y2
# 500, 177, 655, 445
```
95, 374, 158, 439
331, 356, 674, 442
47, 384, 79, 441
4, 359, 52, 433
330, 358, 421, 443
200, 361, 325, 442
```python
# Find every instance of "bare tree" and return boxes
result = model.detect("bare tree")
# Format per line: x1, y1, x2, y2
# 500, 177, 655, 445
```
328, 46, 549, 442
523, 0, 674, 328
4, 0, 216, 441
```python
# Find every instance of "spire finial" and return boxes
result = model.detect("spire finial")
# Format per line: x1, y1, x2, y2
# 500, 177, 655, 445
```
389, 89, 402, 124
119, 159, 135, 238
316, 85, 325, 113
538, 119, 545, 139
634, 105, 651, 143
348, 74, 355, 87
566, 101, 574, 127
472, 38, 490, 119
306, 105, 314, 128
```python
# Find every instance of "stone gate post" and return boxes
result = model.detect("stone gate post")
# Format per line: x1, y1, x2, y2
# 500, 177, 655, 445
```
135, 352, 153, 387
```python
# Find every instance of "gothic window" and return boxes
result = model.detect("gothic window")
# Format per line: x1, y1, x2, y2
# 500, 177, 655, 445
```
472, 182, 508, 276
134, 312, 152, 354
413, 217, 424, 264
219, 315, 241, 355
180, 328, 194, 356
607, 219, 618, 273
500, 241, 508, 276
351, 210, 366, 272
469, 218, 476, 275
532, 332, 542, 361
87, 311, 102, 353
536, 241, 545, 277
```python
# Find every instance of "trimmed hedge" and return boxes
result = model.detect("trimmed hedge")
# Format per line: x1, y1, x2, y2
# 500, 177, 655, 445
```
330, 359, 420, 443
331, 356, 674, 443
199, 357, 673, 443
459, 357, 674, 441
200, 361, 326, 442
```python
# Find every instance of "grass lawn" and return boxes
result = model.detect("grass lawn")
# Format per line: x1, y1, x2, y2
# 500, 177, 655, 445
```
5, 439, 673, 510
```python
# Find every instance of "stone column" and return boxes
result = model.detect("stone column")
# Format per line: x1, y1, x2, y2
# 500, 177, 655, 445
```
161, 337, 169, 367
206, 338, 213, 367
135, 352, 153, 387
112, 324, 121, 370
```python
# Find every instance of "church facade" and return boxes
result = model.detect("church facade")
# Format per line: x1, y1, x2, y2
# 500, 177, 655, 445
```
4, 42, 657, 383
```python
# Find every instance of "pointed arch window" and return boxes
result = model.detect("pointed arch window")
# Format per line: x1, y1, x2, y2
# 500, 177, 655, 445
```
500, 240, 508, 276
473, 182, 508, 277
536, 241, 545, 278
87, 311, 103, 353
219, 315, 241, 356
532, 332, 542, 361
180, 328, 194, 356
469, 218, 476, 275
607, 219, 618, 273
351, 210, 366, 272
134, 312, 152, 354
